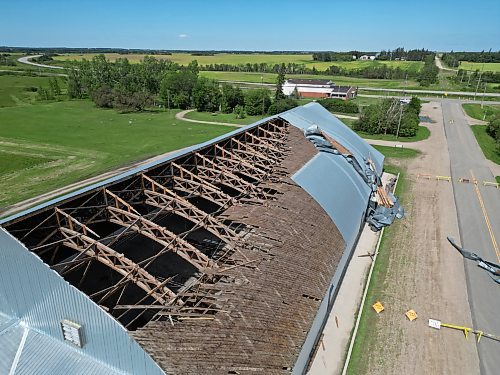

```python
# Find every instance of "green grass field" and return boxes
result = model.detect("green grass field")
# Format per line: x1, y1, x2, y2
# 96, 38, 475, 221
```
184, 111, 265, 125
0, 100, 232, 208
462, 103, 500, 120
0, 75, 66, 107
53, 53, 423, 72
199, 71, 419, 89
470, 125, 500, 165
459, 62, 500, 72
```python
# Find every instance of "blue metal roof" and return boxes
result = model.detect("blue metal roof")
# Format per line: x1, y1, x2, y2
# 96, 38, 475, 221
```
0, 228, 165, 375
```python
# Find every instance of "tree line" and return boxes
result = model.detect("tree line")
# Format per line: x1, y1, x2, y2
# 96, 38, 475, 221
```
353, 97, 421, 137
442, 51, 500, 68
377, 48, 433, 61
416, 55, 438, 86
66, 55, 302, 115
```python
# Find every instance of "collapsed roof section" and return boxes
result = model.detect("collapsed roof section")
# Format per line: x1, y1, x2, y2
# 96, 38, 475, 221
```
0, 103, 402, 374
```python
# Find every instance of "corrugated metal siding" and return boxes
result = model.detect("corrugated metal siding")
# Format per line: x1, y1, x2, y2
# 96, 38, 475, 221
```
292, 153, 370, 249
280, 102, 385, 175
0, 228, 165, 375
0, 320, 22, 374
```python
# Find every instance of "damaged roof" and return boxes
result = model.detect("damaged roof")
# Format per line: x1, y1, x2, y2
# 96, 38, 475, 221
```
0, 103, 401, 374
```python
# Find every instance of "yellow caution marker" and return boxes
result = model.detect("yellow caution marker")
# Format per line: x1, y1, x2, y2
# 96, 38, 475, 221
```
372, 301, 384, 314
405, 309, 418, 321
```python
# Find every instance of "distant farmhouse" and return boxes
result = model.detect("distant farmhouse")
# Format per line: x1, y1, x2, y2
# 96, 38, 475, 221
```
282, 79, 357, 100
358, 54, 376, 60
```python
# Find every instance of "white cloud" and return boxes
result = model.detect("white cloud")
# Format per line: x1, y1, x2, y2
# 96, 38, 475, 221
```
178, 34, 188, 38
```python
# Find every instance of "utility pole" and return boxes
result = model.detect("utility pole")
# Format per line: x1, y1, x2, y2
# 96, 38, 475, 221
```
474, 71, 483, 101
261, 76, 265, 115
396, 101, 403, 138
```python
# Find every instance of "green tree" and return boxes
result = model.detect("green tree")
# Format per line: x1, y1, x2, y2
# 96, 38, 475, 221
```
267, 98, 298, 115
275, 63, 286, 100
192, 78, 221, 112
244, 89, 271, 115
160, 70, 198, 109
221, 84, 244, 113
49, 78, 61, 96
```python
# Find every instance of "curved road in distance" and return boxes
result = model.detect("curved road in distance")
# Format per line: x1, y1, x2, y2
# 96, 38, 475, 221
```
17, 55, 65, 70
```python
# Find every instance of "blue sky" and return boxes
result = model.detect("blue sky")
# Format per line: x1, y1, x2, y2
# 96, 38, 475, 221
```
1, 0, 499, 51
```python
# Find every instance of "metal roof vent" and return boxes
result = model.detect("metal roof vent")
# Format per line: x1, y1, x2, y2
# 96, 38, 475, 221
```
61, 319, 84, 347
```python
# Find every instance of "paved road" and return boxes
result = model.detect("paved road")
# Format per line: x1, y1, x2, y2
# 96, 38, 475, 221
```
361, 87, 500, 98
443, 101, 500, 375
17, 55, 65, 70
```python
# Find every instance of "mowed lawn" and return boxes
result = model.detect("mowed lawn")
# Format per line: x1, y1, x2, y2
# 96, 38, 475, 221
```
462, 103, 500, 120
470, 125, 500, 165
0, 74, 64, 107
459, 62, 500, 72
54, 53, 423, 72
0, 100, 233, 208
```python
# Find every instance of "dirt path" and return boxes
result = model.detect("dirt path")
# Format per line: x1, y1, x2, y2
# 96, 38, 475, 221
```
0, 148, 185, 219
360, 102, 480, 374
176, 109, 244, 127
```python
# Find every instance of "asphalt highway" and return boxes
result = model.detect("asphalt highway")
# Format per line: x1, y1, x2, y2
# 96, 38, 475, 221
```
443, 101, 500, 375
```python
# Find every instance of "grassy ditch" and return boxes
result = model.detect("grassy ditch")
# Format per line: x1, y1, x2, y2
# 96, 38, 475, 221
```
346, 147, 418, 374
470, 125, 500, 165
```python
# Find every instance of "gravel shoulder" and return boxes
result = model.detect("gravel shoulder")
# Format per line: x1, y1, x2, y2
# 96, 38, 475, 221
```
352, 102, 480, 374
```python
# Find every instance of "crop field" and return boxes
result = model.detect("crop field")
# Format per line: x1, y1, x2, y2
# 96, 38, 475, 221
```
53, 53, 423, 72
0, 96, 232, 209
459, 62, 500, 72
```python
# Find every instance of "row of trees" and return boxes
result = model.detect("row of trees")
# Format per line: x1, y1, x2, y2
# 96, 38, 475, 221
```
377, 48, 433, 61
417, 55, 438, 86
201, 61, 420, 80
66, 54, 300, 115
353, 97, 421, 137
312, 51, 368, 62
442, 51, 500, 67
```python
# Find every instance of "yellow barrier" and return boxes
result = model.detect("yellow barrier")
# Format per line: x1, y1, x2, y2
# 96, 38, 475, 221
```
417, 174, 451, 182
483, 181, 500, 189
430, 319, 500, 343
436, 175, 451, 182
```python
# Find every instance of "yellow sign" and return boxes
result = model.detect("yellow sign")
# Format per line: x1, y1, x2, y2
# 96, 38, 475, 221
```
405, 309, 418, 321
372, 301, 384, 314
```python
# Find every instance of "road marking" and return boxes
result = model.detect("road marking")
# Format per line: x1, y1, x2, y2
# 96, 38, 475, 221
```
470, 169, 500, 262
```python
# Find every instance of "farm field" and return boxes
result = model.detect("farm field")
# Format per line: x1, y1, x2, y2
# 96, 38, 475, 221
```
53, 53, 423, 72
459, 62, 500, 72
462, 103, 500, 120
0, 99, 232, 208
199, 71, 419, 89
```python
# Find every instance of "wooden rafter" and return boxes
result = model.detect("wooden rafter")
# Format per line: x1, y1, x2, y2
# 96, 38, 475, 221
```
106, 205, 216, 272
55, 209, 177, 305
142, 175, 239, 246
213, 145, 269, 180
193, 153, 262, 196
